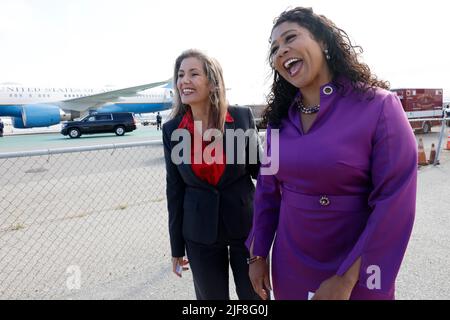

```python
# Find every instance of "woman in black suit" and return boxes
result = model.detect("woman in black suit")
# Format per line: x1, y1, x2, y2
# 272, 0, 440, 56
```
163, 49, 260, 300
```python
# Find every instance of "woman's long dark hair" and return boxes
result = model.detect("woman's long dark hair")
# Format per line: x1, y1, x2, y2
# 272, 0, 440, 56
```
263, 7, 389, 128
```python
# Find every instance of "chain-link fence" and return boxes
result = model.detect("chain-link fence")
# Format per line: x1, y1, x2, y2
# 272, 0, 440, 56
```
1, 123, 449, 300
0, 141, 174, 299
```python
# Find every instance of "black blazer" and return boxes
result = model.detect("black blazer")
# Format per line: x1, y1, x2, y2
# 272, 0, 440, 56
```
163, 106, 261, 257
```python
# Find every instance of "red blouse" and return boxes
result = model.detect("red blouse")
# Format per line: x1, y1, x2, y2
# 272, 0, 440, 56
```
178, 109, 234, 186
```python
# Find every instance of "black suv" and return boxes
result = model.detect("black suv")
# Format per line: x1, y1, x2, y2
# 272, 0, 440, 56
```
61, 112, 137, 138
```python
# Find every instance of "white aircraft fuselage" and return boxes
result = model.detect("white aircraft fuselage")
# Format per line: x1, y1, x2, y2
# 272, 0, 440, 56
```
0, 81, 173, 128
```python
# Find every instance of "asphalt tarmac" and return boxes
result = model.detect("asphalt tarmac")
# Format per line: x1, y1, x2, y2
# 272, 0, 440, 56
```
0, 124, 163, 153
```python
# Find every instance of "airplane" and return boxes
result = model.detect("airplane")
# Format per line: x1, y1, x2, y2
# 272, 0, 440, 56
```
0, 80, 173, 129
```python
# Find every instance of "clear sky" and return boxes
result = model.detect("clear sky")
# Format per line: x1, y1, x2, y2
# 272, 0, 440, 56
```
0, 0, 449, 104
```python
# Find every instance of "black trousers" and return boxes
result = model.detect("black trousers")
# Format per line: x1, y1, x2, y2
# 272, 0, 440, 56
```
185, 238, 260, 300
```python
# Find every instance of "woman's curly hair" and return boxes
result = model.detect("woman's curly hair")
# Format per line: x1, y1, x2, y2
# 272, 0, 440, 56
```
263, 7, 389, 128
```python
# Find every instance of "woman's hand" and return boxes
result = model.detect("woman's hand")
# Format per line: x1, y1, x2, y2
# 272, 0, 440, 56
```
249, 259, 272, 300
312, 257, 361, 300
311, 275, 356, 300
172, 257, 189, 278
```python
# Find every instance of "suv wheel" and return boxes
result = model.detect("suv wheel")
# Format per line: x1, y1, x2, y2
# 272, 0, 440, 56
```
115, 126, 125, 136
69, 128, 81, 138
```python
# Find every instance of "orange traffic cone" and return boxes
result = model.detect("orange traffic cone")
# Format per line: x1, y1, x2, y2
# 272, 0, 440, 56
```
447, 130, 450, 150
428, 143, 438, 165
418, 138, 428, 166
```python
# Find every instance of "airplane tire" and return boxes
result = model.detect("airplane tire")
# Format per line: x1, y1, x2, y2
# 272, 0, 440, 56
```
69, 128, 81, 138
115, 126, 125, 136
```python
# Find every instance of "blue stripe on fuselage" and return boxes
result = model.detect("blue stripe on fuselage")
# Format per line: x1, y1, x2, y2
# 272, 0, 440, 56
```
1, 102, 173, 117
97, 103, 172, 113
0, 105, 23, 117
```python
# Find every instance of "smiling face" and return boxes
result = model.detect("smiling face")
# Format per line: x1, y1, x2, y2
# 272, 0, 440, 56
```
270, 21, 331, 91
176, 57, 211, 108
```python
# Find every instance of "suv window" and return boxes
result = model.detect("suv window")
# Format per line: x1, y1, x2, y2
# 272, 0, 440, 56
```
113, 113, 132, 120
96, 114, 112, 121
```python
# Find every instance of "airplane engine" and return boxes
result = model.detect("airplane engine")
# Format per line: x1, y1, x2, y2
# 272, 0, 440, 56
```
12, 104, 62, 128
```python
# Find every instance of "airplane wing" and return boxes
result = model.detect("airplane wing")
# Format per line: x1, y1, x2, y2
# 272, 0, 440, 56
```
60, 80, 171, 112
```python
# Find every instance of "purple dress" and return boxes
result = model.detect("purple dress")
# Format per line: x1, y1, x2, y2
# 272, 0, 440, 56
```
247, 78, 417, 300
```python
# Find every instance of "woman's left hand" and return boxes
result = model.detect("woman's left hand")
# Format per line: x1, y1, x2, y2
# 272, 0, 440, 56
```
311, 275, 356, 300
312, 257, 361, 300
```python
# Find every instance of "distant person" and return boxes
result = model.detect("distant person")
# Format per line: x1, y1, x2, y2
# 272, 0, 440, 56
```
247, 7, 417, 300
163, 49, 260, 300
445, 104, 450, 126
156, 112, 162, 130
0, 118, 4, 137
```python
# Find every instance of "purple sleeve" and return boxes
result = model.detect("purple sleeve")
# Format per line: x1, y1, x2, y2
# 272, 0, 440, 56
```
245, 126, 281, 257
336, 93, 417, 295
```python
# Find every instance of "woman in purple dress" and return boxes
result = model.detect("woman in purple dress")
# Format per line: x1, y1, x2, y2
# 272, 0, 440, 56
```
246, 7, 417, 300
